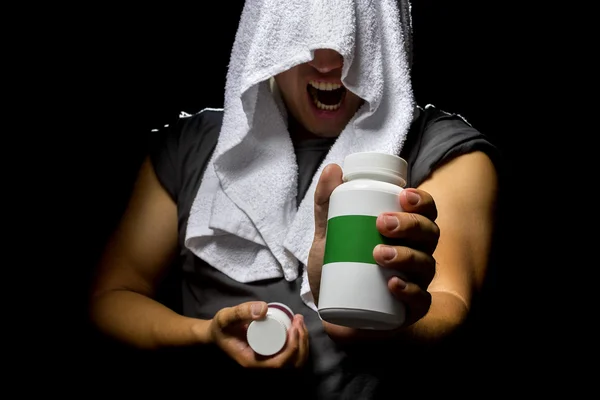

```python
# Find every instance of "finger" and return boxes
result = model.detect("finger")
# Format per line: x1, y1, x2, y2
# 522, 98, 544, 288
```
373, 245, 436, 289
313, 163, 343, 240
376, 211, 440, 254
294, 314, 309, 368
388, 278, 432, 326
261, 323, 301, 368
399, 188, 438, 222
215, 301, 267, 329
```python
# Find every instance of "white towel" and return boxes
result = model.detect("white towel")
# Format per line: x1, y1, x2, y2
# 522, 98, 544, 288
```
185, 0, 415, 312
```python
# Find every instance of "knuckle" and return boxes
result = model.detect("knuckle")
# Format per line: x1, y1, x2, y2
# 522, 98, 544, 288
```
403, 212, 421, 231
423, 193, 438, 219
430, 201, 438, 221
427, 259, 437, 282
215, 308, 228, 327
431, 222, 441, 239
234, 305, 245, 321
423, 290, 433, 307
397, 246, 415, 264
291, 341, 300, 354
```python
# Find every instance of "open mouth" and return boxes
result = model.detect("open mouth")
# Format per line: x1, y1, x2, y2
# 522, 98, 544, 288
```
307, 80, 347, 111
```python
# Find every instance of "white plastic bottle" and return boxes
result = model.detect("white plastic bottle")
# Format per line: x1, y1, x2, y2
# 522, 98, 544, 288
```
317, 151, 408, 330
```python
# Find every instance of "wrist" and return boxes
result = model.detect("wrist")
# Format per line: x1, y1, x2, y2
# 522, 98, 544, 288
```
190, 318, 213, 345
396, 291, 469, 344
320, 291, 469, 345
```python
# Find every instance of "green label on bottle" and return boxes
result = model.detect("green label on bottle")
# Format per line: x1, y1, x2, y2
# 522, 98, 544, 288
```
323, 215, 396, 265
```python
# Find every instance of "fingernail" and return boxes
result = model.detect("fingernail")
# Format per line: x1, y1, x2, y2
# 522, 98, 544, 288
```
383, 215, 399, 230
405, 191, 420, 206
379, 245, 397, 261
251, 302, 264, 317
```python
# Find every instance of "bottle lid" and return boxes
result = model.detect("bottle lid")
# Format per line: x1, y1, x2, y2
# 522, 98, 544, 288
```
246, 316, 288, 356
343, 151, 407, 187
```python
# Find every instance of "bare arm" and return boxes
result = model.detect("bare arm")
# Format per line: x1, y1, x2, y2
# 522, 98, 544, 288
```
311, 151, 499, 344
89, 157, 211, 349
404, 151, 498, 341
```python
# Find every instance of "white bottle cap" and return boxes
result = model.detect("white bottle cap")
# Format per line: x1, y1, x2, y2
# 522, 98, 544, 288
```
342, 151, 407, 187
246, 303, 294, 357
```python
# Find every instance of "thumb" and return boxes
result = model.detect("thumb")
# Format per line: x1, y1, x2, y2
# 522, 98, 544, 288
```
313, 163, 343, 240
216, 301, 267, 329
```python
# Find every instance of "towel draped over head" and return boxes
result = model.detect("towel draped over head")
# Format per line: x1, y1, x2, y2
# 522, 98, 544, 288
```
185, 0, 415, 311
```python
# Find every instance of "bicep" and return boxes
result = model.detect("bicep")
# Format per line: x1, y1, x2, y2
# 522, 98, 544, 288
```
91, 156, 179, 298
417, 151, 498, 307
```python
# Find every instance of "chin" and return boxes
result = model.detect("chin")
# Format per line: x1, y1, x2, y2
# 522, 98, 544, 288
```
305, 116, 351, 138
311, 129, 343, 138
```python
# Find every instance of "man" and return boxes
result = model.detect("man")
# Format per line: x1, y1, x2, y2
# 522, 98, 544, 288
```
89, 0, 500, 397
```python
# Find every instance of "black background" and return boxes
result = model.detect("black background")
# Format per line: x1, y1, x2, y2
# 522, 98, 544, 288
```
78, 0, 522, 282
23, 0, 560, 391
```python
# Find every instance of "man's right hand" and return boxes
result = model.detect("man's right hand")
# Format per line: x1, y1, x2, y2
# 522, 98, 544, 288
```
209, 301, 309, 368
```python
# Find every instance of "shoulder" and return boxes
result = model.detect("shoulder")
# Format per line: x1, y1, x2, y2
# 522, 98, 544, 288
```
402, 104, 502, 188
148, 107, 224, 203
150, 107, 224, 169
163, 108, 224, 147
179, 108, 224, 134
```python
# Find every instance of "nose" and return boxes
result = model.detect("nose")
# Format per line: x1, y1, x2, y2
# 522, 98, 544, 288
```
308, 49, 343, 74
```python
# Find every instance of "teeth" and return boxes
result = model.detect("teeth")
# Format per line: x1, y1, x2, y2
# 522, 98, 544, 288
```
309, 80, 344, 110
309, 80, 342, 91
313, 98, 341, 111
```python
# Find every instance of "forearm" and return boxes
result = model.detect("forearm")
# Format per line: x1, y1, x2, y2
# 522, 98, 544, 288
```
90, 289, 213, 350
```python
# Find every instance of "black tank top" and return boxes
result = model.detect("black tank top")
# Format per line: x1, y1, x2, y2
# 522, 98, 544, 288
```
148, 104, 501, 399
